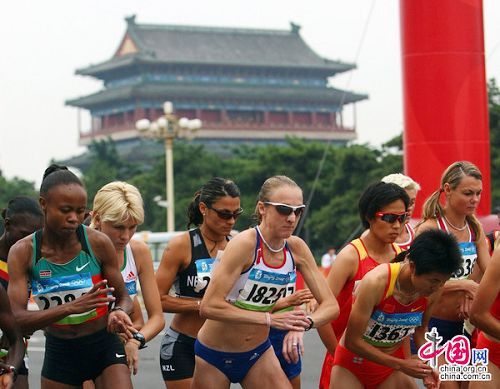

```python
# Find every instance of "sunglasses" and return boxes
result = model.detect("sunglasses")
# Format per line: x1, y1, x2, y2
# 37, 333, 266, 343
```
375, 212, 408, 224
208, 206, 243, 220
264, 201, 306, 217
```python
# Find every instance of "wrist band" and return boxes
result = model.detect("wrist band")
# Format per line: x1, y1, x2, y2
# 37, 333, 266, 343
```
265, 312, 271, 327
110, 306, 125, 313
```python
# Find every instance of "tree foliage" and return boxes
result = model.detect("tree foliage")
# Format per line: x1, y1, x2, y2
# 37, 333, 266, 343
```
5, 79, 500, 259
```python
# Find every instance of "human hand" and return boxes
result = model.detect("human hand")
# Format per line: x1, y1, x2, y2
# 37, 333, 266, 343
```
458, 294, 473, 320
399, 358, 434, 379
270, 310, 309, 331
125, 339, 140, 375
0, 372, 14, 389
282, 331, 304, 364
107, 310, 134, 338
285, 289, 313, 307
422, 368, 440, 389
305, 298, 318, 315
70, 280, 115, 315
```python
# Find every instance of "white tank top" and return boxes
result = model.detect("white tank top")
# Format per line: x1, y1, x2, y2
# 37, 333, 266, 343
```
226, 228, 296, 312
121, 244, 138, 299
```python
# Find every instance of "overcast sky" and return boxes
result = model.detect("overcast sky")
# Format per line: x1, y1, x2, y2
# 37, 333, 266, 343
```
2, 1, 500, 185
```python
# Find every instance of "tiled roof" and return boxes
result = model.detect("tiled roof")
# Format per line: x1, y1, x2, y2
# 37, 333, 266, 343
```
66, 82, 367, 109
77, 16, 355, 77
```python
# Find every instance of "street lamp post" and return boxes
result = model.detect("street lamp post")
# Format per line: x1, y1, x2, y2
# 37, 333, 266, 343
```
136, 102, 202, 232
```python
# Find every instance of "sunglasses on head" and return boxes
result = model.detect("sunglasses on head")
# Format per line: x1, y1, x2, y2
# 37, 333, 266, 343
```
208, 206, 243, 220
375, 212, 408, 224
264, 201, 306, 217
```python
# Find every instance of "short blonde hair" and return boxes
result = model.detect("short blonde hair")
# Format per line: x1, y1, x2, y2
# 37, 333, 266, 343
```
381, 173, 421, 191
90, 181, 144, 228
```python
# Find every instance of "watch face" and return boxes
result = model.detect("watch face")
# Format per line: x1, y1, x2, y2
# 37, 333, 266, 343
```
133, 332, 146, 346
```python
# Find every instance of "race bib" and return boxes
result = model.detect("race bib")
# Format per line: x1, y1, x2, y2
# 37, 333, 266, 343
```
363, 309, 423, 347
194, 258, 215, 294
451, 242, 477, 280
32, 272, 97, 325
235, 269, 295, 311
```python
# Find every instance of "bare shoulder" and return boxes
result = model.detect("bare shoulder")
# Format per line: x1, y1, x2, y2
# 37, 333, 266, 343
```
225, 228, 258, 252
9, 233, 35, 266
165, 231, 191, 253
415, 219, 438, 235
85, 227, 112, 249
129, 238, 151, 256
335, 244, 360, 266
359, 262, 389, 291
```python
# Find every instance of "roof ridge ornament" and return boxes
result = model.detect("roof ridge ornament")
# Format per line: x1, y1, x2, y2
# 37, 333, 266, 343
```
290, 22, 301, 34
125, 15, 137, 26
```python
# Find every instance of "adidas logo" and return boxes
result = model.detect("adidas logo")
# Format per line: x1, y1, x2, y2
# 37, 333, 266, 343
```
126, 271, 136, 281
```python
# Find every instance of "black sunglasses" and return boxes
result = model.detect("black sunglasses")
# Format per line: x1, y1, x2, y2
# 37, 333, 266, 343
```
375, 212, 407, 224
264, 201, 306, 217
208, 206, 243, 220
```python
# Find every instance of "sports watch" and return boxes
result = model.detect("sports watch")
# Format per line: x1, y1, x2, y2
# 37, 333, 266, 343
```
132, 332, 147, 349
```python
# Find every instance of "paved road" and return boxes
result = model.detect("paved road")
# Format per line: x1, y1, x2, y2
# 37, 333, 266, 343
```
26, 313, 326, 388
26, 313, 425, 388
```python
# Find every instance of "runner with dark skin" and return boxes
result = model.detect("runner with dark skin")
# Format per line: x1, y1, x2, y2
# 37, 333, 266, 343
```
7, 165, 134, 389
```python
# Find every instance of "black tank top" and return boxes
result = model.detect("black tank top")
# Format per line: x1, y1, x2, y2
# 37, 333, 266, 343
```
173, 228, 216, 298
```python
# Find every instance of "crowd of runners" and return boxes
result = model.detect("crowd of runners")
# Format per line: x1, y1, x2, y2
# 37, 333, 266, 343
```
0, 160, 497, 389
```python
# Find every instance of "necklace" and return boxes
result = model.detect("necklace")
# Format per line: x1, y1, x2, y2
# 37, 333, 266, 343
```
443, 215, 467, 231
200, 229, 225, 253
256, 226, 286, 253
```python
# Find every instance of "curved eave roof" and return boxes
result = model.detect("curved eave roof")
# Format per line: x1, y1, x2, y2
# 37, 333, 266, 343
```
66, 83, 368, 109
76, 56, 355, 79
76, 19, 355, 79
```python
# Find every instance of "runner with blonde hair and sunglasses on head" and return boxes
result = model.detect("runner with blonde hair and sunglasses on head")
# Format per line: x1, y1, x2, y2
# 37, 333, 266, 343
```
156, 177, 242, 389
191, 175, 337, 389
318, 182, 411, 388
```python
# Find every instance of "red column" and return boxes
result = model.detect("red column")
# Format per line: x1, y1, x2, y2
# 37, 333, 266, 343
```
400, 0, 490, 216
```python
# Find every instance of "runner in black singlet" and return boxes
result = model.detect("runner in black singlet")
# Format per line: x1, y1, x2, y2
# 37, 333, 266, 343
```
156, 177, 241, 389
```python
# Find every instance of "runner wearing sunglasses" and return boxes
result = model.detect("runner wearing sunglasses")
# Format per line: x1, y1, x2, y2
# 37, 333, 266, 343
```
381, 174, 421, 251
155, 177, 241, 389
319, 182, 411, 389
416, 161, 489, 389
191, 175, 338, 389
331, 229, 462, 389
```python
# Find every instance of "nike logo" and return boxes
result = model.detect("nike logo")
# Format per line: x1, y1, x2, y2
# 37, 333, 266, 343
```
411, 306, 423, 312
116, 353, 125, 358
76, 262, 90, 272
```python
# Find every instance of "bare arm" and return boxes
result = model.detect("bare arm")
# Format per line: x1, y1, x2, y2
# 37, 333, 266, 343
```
470, 247, 500, 339
413, 290, 443, 350
155, 233, 201, 313
344, 266, 432, 379
87, 229, 134, 333
130, 240, 164, 341
317, 246, 358, 354
200, 229, 310, 331
0, 286, 24, 370
290, 236, 338, 327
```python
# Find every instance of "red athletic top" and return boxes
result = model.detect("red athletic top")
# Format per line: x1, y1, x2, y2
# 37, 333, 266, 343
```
331, 239, 402, 340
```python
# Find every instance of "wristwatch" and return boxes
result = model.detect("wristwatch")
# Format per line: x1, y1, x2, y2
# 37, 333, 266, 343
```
132, 332, 147, 349
305, 316, 314, 331
0, 365, 17, 381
